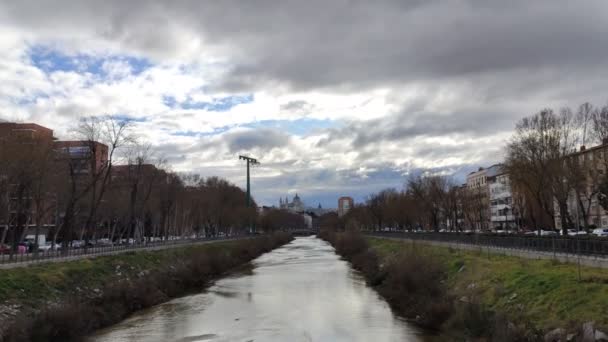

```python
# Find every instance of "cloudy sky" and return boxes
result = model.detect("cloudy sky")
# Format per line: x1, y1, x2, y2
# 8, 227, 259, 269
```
1, 1, 608, 208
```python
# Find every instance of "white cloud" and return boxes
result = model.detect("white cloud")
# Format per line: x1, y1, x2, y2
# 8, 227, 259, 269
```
1, 1, 608, 206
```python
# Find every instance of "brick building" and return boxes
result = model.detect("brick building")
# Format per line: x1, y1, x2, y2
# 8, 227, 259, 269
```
338, 196, 354, 217
0, 122, 54, 142
54, 140, 109, 175
0, 123, 58, 244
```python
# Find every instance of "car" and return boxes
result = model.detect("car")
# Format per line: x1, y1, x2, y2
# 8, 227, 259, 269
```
96, 238, 114, 246
71, 240, 86, 248
564, 229, 588, 237
37, 244, 54, 252
523, 230, 558, 236
592, 228, 608, 237
0, 244, 11, 254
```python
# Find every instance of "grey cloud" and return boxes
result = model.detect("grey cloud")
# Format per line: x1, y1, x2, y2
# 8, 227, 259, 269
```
279, 100, 313, 114
3, 0, 608, 206
223, 128, 290, 153
319, 107, 515, 150
2, 0, 608, 92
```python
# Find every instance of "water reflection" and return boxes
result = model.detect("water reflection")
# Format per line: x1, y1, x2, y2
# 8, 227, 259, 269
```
90, 236, 425, 342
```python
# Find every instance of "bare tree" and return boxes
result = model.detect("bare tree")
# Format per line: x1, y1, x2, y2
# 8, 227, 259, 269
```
78, 116, 132, 248
506, 108, 581, 235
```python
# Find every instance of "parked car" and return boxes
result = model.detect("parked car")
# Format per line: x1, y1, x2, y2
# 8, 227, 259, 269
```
37, 244, 53, 252
17, 243, 27, 254
71, 240, 86, 249
96, 238, 113, 246
592, 228, 608, 237
563, 229, 588, 237
0, 244, 11, 254
524, 230, 558, 236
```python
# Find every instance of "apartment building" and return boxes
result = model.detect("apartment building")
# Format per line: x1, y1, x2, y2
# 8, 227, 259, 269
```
465, 164, 506, 230
0, 122, 54, 142
554, 142, 608, 230
488, 170, 517, 229
54, 140, 109, 175
338, 196, 354, 217
0, 123, 58, 241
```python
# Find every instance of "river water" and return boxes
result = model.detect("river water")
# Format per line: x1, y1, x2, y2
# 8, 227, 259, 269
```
90, 236, 426, 342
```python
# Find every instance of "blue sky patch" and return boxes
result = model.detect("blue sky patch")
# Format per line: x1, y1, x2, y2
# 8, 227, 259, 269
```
112, 114, 149, 123
29, 45, 152, 77
244, 118, 337, 136
171, 125, 232, 137
164, 94, 254, 112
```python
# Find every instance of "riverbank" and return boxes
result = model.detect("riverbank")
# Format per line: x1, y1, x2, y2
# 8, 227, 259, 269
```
0, 233, 292, 342
320, 231, 608, 341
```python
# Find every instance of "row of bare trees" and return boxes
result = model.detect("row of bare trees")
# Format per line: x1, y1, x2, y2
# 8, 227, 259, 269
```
319, 176, 468, 232
322, 102, 608, 235
0, 116, 257, 257
506, 102, 608, 234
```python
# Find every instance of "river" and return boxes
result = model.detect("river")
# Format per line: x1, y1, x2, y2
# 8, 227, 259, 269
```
89, 236, 427, 342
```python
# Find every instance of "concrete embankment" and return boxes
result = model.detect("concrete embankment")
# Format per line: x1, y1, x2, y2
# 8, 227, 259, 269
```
0, 233, 292, 342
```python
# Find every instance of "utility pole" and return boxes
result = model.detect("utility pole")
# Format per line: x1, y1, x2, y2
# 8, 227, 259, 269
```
239, 155, 259, 207
239, 155, 259, 234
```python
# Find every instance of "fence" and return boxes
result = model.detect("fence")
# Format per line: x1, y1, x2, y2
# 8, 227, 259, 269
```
366, 231, 608, 257
0, 235, 245, 267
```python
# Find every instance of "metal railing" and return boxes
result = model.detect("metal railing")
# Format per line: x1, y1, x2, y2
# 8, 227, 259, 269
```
366, 231, 608, 257
0, 235, 247, 267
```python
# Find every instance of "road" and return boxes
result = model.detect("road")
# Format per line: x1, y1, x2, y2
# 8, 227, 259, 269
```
0, 236, 250, 270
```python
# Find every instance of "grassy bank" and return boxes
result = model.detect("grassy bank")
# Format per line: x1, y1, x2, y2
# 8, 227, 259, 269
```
321, 231, 608, 341
0, 233, 292, 342
369, 238, 608, 332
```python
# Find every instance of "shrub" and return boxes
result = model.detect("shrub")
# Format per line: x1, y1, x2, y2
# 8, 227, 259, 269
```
2, 233, 292, 342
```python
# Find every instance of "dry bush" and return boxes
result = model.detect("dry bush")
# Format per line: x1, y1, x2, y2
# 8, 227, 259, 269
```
2, 233, 292, 342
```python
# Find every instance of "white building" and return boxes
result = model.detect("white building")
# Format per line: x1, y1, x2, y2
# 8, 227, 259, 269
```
279, 194, 305, 213
488, 170, 517, 230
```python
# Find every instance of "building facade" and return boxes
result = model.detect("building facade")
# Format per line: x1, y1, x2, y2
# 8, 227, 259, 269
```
0, 123, 58, 243
489, 171, 517, 229
465, 164, 505, 230
338, 196, 354, 217
54, 140, 109, 175
279, 193, 305, 213
554, 143, 608, 230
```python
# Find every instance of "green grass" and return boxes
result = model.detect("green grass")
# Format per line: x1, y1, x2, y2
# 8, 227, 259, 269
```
368, 237, 608, 331
0, 240, 241, 306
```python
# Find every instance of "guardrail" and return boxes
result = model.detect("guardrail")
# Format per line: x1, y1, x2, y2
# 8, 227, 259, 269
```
0, 235, 247, 267
366, 231, 608, 257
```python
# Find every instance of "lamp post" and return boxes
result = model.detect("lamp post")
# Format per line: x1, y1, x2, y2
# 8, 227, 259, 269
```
239, 155, 259, 233
239, 155, 259, 207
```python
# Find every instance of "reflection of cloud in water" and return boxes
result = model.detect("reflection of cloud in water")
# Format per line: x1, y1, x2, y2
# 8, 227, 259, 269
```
175, 333, 218, 341
90, 236, 426, 342
208, 290, 239, 298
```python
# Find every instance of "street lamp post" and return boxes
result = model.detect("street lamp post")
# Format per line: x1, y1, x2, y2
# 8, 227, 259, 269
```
239, 155, 259, 207
239, 155, 259, 233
